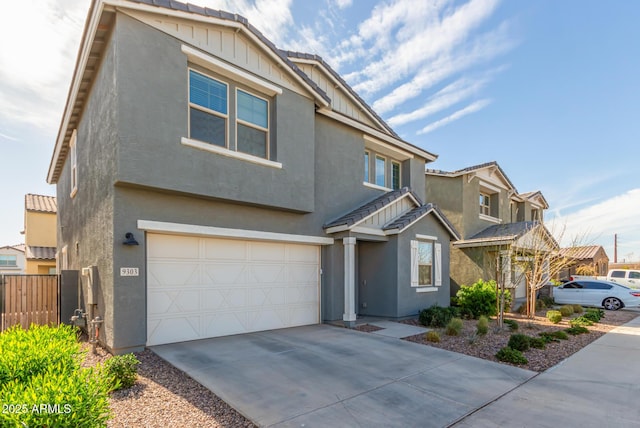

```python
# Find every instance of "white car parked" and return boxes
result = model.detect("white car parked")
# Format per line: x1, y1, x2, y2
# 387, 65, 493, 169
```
554, 280, 640, 310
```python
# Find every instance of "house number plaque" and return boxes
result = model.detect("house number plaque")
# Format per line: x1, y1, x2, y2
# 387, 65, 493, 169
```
120, 267, 139, 277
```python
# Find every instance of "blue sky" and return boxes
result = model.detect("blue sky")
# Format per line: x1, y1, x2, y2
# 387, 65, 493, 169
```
0, 0, 638, 262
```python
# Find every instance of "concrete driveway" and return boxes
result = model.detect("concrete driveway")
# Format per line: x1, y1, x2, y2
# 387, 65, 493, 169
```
151, 325, 535, 427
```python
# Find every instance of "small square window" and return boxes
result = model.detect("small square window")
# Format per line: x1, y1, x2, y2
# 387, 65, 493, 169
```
0, 255, 17, 267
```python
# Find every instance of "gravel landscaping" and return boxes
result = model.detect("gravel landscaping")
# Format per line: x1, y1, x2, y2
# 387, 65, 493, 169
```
81, 307, 637, 427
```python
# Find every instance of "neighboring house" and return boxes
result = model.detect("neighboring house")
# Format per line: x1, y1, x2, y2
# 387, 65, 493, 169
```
22, 194, 57, 274
558, 245, 609, 279
426, 162, 552, 299
0, 244, 26, 275
47, 0, 458, 354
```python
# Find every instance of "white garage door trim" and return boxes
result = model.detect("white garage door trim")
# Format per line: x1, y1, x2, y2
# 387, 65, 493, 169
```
138, 219, 334, 245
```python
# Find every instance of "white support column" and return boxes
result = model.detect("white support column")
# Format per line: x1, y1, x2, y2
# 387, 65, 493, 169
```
343, 237, 357, 326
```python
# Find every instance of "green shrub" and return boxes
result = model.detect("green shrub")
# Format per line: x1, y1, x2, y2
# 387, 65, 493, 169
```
551, 330, 569, 340
0, 365, 111, 427
104, 354, 140, 391
418, 305, 460, 328
507, 333, 531, 352
569, 316, 594, 328
495, 347, 528, 365
584, 308, 604, 322
539, 296, 555, 307
0, 324, 83, 386
476, 316, 489, 336
538, 330, 569, 343
572, 305, 584, 314
559, 305, 575, 317
456, 279, 510, 319
0, 325, 112, 427
425, 330, 440, 343
445, 318, 464, 336
503, 319, 519, 331
565, 326, 589, 335
546, 310, 562, 324
528, 337, 546, 349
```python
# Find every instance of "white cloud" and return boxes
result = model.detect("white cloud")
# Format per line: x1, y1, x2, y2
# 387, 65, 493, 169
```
418, 98, 491, 134
0, 0, 88, 132
373, 22, 514, 114
388, 73, 496, 127
548, 189, 640, 262
345, 0, 501, 95
332, 0, 352, 10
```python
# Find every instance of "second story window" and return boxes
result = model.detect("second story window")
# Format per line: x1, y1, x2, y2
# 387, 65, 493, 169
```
189, 70, 228, 147
531, 208, 540, 221
188, 69, 271, 160
70, 130, 78, 198
392, 161, 401, 190
364, 151, 370, 182
480, 192, 491, 216
375, 155, 386, 187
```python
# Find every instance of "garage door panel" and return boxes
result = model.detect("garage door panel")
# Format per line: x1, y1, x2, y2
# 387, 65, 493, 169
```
203, 263, 246, 284
148, 263, 199, 287
204, 239, 247, 260
148, 234, 200, 259
147, 233, 320, 346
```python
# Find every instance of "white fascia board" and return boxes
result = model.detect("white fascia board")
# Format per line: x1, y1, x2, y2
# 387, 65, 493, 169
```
317, 108, 437, 161
453, 237, 515, 248
292, 57, 391, 133
182, 45, 282, 96
363, 134, 414, 161
351, 226, 386, 236
138, 220, 334, 245
48, 1, 105, 183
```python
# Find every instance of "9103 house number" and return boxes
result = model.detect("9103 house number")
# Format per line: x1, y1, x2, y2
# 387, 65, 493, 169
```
120, 267, 139, 277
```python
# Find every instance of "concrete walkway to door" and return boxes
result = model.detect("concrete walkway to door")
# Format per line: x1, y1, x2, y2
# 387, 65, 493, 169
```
151, 324, 535, 427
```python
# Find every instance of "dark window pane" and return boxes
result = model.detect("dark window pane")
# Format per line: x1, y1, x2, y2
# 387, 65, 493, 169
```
419, 265, 432, 286
190, 107, 226, 147
610, 271, 625, 278
237, 123, 267, 158
392, 162, 400, 190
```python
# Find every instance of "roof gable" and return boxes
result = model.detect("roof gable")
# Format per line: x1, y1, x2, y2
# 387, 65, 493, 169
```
324, 188, 459, 239
427, 161, 517, 193
454, 221, 557, 250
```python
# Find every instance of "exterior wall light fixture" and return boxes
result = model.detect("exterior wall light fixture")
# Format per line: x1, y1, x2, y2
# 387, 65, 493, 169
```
123, 232, 139, 246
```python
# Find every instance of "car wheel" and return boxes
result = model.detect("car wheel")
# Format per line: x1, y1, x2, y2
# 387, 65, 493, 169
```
603, 297, 622, 311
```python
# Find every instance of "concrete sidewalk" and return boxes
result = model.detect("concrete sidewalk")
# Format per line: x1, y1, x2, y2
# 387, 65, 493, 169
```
453, 314, 640, 427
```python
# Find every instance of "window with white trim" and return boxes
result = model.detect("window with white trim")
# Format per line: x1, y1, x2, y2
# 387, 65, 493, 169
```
0, 255, 17, 267
411, 239, 442, 288
70, 130, 78, 197
391, 161, 401, 190
188, 69, 271, 160
480, 192, 490, 216
364, 151, 370, 182
375, 155, 386, 187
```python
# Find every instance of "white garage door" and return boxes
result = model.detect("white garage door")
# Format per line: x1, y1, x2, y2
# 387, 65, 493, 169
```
146, 233, 320, 346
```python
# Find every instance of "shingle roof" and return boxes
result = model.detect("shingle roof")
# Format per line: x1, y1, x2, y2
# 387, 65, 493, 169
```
383, 203, 460, 239
323, 187, 421, 229
26, 246, 56, 260
467, 221, 538, 241
559, 245, 607, 260
0, 244, 25, 253
25, 194, 57, 213
426, 161, 517, 193
283, 50, 399, 139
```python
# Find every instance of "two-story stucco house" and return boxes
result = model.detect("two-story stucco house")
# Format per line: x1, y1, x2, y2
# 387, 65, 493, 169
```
47, 0, 459, 354
22, 194, 57, 274
425, 162, 552, 299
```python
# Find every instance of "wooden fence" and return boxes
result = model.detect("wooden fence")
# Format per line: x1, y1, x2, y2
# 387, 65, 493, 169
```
0, 274, 60, 331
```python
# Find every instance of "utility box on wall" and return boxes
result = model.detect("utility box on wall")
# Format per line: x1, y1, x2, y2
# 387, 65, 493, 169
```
81, 265, 99, 305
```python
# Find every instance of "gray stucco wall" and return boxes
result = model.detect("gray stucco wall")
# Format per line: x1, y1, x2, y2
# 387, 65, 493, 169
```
56, 27, 119, 349
114, 14, 316, 213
